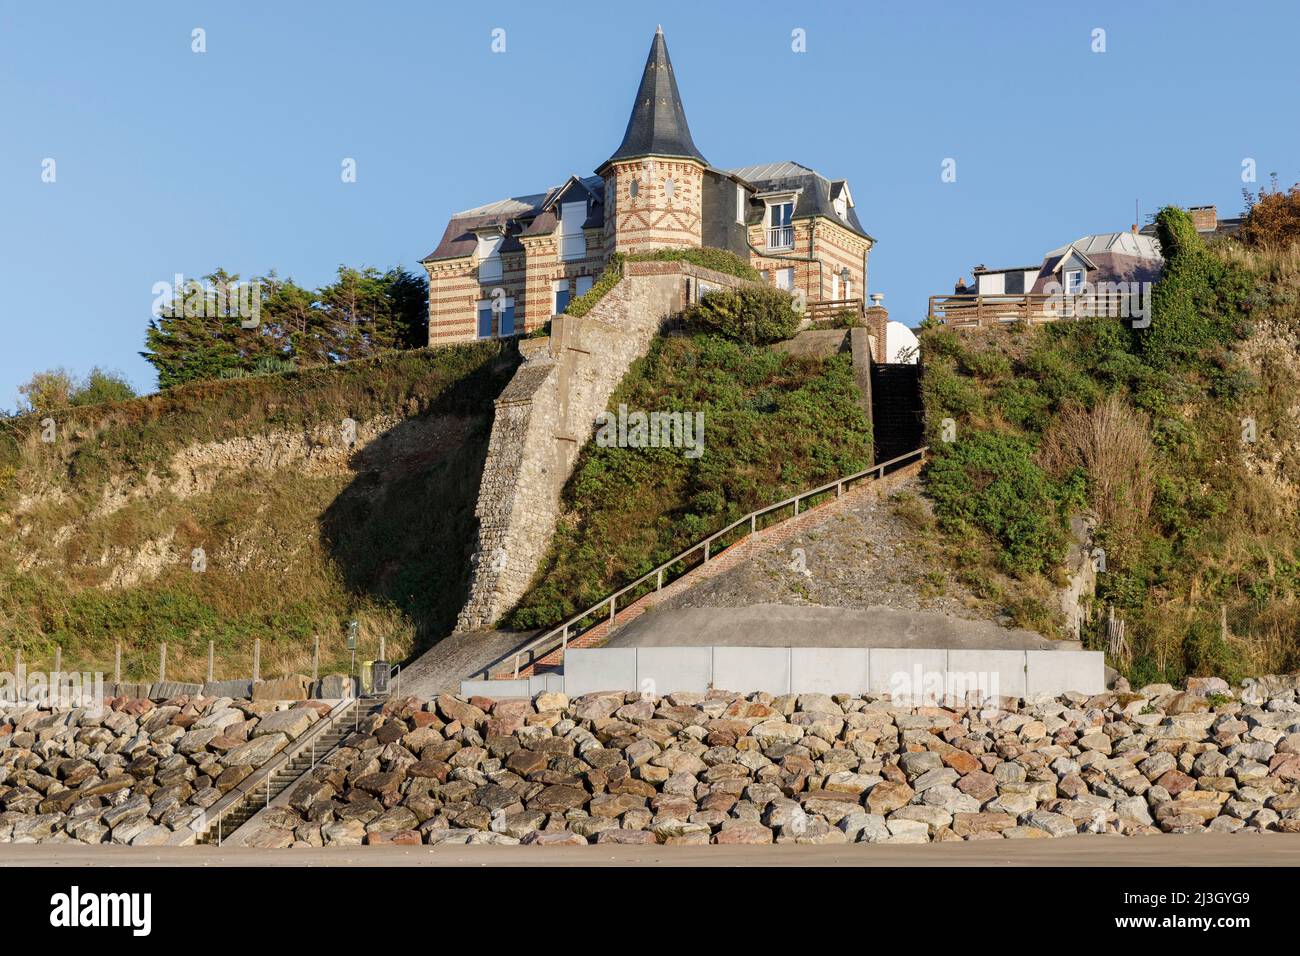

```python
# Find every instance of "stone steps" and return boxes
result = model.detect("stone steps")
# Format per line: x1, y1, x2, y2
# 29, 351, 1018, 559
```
198, 699, 366, 844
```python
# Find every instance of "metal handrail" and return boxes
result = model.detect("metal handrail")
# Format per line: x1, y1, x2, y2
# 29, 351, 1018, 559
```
504, 446, 929, 678
203, 694, 357, 846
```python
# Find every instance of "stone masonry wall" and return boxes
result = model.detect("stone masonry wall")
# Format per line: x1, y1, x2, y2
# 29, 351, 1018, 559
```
455, 262, 756, 632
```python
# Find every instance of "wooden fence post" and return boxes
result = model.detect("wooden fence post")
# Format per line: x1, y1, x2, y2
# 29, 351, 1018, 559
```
158, 642, 166, 683
207, 641, 214, 683
53, 646, 62, 683
114, 642, 121, 685
312, 636, 319, 682
253, 638, 261, 683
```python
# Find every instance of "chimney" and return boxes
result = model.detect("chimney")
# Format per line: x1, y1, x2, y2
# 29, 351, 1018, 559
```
864, 294, 889, 363
1188, 205, 1218, 233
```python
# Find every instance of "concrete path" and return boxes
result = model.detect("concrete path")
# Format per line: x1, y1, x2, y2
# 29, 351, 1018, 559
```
5, 833, 1294, 867
398, 629, 541, 697
608, 603, 1074, 650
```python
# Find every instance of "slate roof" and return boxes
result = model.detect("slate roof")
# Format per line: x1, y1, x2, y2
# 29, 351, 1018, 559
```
602, 27, 707, 167
1027, 233, 1164, 293
422, 175, 605, 263
729, 161, 874, 241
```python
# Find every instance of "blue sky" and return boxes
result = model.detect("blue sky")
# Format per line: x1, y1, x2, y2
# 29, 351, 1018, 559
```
2, 0, 1297, 407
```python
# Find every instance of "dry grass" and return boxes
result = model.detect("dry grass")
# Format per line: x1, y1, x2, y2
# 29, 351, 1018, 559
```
1037, 395, 1155, 562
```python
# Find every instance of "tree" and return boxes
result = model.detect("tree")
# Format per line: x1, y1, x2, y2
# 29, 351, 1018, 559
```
141, 264, 429, 389
17, 368, 74, 413
1240, 177, 1300, 248
141, 269, 282, 388
71, 368, 136, 406
16, 367, 136, 414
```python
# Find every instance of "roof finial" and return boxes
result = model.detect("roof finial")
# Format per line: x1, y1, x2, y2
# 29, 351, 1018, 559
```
656, 24, 663, 35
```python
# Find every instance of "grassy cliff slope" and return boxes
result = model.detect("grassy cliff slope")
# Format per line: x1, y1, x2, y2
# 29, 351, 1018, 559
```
0, 344, 518, 682
509, 332, 874, 629
919, 209, 1299, 683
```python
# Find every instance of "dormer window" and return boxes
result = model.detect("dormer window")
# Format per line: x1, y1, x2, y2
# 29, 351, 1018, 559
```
559, 201, 587, 261
475, 229, 504, 282
736, 183, 746, 224
833, 195, 848, 220
765, 200, 795, 251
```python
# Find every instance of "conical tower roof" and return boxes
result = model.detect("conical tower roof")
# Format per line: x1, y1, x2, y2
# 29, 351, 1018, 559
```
603, 27, 706, 167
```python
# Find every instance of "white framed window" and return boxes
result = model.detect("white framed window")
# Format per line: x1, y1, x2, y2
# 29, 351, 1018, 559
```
766, 201, 794, 251
736, 184, 746, 224
476, 233, 504, 282
775, 267, 794, 291
1065, 269, 1085, 295
559, 201, 587, 261
553, 279, 571, 315
833, 195, 848, 220
476, 297, 515, 338
575, 275, 594, 297
760, 270, 770, 284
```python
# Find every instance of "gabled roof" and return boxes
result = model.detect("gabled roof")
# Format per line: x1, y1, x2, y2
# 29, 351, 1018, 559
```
602, 28, 706, 168
729, 161, 874, 241
1045, 232, 1161, 259
422, 175, 605, 262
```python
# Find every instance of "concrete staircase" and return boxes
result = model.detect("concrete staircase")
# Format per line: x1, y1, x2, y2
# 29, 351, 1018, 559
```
197, 697, 369, 845
870, 363, 924, 467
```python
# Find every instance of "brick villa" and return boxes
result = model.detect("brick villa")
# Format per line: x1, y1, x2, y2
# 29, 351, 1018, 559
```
421, 27, 876, 345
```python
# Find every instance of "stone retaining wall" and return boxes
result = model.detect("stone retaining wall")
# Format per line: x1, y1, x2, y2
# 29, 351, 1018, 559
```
456, 262, 756, 631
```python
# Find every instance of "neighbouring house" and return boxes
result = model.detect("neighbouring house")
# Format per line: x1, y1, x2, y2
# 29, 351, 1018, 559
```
934, 228, 1164, 328
421, 28, 876, 346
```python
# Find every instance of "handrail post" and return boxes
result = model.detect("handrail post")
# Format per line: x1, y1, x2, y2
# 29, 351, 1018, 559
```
609, 596, 616, 622
656, 569, 663, 591
751, 514, 756, 533
704, 541, 710, 562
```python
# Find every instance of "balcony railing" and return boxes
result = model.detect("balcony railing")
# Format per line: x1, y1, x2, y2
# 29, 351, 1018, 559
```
766, 225, 794, 251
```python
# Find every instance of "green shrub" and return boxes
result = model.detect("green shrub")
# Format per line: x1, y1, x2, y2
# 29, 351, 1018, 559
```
925, 431, 1077, 576
1139, 207, 1249, 368
683, 285, 801, 345
565, 254, 624, 318
627, 247, 760, 281
509, 334, 872, 628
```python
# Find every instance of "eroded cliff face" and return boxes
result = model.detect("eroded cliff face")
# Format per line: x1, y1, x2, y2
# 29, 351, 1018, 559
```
1238, 310, 1300, 510
0, 344, 516, 681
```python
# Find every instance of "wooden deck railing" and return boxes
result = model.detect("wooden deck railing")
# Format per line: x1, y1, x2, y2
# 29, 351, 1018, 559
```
927, 292, 1136, 328
805, 298, 863, 322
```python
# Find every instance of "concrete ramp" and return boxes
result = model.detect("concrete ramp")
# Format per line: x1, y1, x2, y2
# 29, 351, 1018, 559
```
606, 603, 1074, 651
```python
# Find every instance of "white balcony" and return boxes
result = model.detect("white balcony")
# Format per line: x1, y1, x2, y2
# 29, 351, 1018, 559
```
766, 225, 794, 251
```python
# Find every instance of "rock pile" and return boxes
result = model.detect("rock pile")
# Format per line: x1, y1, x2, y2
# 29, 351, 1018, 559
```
254, 675, 1300, 847
0, 695, 325, 844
